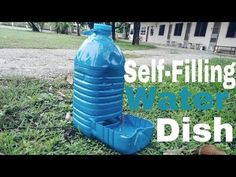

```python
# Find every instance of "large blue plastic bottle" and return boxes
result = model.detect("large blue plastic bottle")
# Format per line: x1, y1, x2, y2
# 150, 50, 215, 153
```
73, 24, 153, 154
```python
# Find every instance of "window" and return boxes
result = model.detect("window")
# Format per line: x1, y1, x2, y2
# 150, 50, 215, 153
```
194, 22, 208, 37
226, 22, 236, 38
140, 27, 146, 35
174, 23, 183, 36
150, 26, 154, 36
159, 25, 165, 36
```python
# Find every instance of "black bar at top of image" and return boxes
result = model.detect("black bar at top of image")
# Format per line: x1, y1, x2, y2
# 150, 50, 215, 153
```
1, 1, 236, 21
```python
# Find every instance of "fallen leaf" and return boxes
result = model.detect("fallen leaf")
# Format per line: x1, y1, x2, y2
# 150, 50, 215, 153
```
194, 144, 226, 155
57, 91, 65, 101
65, 112, 72, 122
58, 95, 64, 101
48, 86, 54, 93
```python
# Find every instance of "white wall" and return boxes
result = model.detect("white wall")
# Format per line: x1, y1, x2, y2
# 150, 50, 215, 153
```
188, 22, 214, 48
129, 23, 134, 41
146, 23, 158, 43
129, 22, 151, 42
139, 22, 150, 42
139, 22, 169, 43
217, 22, 236, 47
169, 22, 187, 46
141, 22, 187, 45
129, 22, 236, 50
148, 22, 169, 44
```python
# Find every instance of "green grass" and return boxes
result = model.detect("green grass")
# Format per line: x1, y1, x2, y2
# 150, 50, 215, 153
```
0, 58, 236, 155
0, 28, 155, 50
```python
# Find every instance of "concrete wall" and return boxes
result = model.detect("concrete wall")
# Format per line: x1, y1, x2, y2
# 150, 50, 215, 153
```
139, 22, 150, 42
129, 22, 150, 42
169, 22, 187, 46
188, 22, 215, 49
148, 22, 169, 44
142, 22, 189, 46
146, 23, 158, 43
217, 22, 236, 47
129, 23, 134, 41
128, 22, 236, 51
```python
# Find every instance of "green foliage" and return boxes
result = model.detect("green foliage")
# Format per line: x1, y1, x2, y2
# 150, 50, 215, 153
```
115, 22, 130, 35
53, 22, 73, 34
115, 22, 123, 33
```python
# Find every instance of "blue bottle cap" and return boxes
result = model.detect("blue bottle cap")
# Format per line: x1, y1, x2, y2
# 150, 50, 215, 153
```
94, 24, 112, 32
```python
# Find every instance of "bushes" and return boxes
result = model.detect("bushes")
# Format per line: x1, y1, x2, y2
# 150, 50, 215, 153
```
54, 22, 73, 34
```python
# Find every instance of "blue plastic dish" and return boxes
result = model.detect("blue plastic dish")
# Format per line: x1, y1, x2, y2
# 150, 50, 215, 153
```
73, 114, 154, 154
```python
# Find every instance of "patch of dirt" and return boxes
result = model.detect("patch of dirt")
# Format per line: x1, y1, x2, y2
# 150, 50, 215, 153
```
0, 49, 76, 79
0, 46, 222, 79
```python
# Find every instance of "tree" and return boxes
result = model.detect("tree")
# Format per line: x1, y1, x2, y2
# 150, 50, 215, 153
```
28, 22, 40, 32
124, 23, 130, 39
111, 22, 116, 41
115, 22, 130, 39
76, 22, 80, 36
38, 22, 45, 32
27, 22, 45, 32
104, 22, 115, 40
105, 22, 123, 41
132, 22, 141, 45
54, 22, 72, 34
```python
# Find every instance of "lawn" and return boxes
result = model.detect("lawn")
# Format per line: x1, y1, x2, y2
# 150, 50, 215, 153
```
0, 58, 235, 155
0, 28, 156, 50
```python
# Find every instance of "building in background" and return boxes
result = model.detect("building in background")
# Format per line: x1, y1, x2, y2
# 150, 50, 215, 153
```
129, 22, 236, 55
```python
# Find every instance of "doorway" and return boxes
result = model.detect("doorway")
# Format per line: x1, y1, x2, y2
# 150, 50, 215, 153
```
184, 22, 192, 48
184, 23, 192, 41
209, 22, 221, 51
167, 24, 172, 40
167, 24, 172, 45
